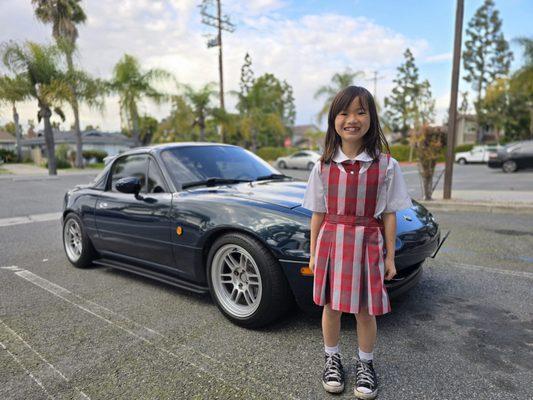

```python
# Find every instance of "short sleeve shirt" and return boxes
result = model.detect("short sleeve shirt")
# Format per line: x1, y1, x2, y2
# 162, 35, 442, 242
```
301, 147, 413, 218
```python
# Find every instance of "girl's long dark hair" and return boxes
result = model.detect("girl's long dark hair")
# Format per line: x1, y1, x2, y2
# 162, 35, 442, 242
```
320, 86, 390, 163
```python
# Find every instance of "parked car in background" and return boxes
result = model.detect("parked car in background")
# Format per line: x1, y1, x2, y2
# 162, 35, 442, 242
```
275, 150, 321, 170
62, 143, 446, 328
488, 140, 533, 172
455, 145, 501, 164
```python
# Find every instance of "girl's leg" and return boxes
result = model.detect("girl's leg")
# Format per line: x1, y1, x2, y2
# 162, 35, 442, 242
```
355, 307, 377, 353
322, 303, 342, 347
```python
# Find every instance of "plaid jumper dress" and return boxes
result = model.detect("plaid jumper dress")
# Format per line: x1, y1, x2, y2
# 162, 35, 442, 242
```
313, 153, 391, 315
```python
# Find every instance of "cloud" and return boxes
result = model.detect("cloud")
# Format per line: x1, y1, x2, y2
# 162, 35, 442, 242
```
424, 52, 452, 63
0, 1, 431, 133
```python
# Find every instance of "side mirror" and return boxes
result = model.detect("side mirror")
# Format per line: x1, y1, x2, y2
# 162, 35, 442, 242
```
116, 176, 142, 198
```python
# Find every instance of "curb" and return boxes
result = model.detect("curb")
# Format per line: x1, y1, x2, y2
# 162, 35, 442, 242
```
418, 199, 533, 215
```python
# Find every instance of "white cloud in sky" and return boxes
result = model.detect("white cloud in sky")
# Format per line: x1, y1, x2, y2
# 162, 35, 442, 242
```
0, 0, 442, 133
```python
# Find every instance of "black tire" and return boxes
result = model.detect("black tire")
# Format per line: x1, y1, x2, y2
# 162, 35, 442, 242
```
457, 158, 467, 165
62, 213, 97, 268
307, 162, 314, 171
502, 160, 517, 173
278, 160, 287, 169
206, 232, 292, 328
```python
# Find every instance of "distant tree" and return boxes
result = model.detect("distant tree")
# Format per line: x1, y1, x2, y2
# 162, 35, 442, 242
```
459, 91, 469, 114
2, 42, 69, 175
462, 0, 513, 141
138, 115, 159, 146
182, 83, 217, 141
385, 49, 431, 136
314, 69, 364, 122
0, 74, 31, 161
239, 52, 254, 96
411, 125, 445, 200
154, 95, 195, 143
32, 0, 89, 168
109, 54, 172, 146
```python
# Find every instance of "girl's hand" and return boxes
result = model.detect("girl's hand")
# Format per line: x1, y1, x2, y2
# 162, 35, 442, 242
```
384, 257, 396, 280
309, 255, 315, 274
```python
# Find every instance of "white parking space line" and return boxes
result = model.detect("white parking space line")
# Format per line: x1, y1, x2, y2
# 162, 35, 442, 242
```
1, 266, 298, 400
0, 320, 90, 399
0, 212, 61, 227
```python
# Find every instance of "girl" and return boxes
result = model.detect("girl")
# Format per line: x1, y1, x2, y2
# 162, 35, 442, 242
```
302, 86, 412, 399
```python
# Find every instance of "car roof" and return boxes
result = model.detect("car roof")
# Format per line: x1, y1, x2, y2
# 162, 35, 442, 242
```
118, 142, 239, 157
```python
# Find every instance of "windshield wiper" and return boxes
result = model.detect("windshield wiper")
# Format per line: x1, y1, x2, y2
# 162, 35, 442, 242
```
255, 173, 292, 181
182, 177, 251, 189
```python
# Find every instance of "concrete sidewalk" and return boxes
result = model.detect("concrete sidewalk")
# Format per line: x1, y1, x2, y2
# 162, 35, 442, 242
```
419, 190, 533, 214
0, 163, 101, 178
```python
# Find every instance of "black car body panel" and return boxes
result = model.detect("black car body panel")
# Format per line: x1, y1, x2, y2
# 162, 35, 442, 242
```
63, 143, 443, 310
488, 140, 533, 170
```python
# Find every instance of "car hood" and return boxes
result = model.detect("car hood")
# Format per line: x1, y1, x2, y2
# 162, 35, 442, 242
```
229, 180, 308, 208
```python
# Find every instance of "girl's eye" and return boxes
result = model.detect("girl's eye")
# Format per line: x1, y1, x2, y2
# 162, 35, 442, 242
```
339, 112, 347, 116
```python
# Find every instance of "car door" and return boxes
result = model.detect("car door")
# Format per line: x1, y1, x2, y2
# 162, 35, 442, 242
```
94, 154, 174, 270
515, 143, 533, 168
290, 152, 305, 169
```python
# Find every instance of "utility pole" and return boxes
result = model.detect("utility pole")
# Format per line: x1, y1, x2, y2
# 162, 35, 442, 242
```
444, 0, 464, 200
367, 70, 385, 99
200, 0, 235, 143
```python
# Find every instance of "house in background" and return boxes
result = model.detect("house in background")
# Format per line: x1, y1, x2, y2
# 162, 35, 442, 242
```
288, 124, 322, 150
455, 113, 478, 145
21, 129, 135, 162
0, 130, 16, 150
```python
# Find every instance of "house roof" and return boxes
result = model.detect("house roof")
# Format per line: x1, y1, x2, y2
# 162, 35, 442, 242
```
0, 130, 16, 143
20, 129, 135, 146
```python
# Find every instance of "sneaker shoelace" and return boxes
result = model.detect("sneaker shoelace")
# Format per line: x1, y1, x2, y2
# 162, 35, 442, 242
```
324, 353, 343, 383
356, 359, 376, 390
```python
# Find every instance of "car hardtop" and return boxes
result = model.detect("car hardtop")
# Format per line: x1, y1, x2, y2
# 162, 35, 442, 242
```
118, 142, 240, 158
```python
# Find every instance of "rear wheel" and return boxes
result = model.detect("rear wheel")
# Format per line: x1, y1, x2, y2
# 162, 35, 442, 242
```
278, 160, 287, 169
307, 162, 314, 170
457, 158, 467, 165
502, 160, 517, 173
207, 233, 292, 328
63, 213, 96, 268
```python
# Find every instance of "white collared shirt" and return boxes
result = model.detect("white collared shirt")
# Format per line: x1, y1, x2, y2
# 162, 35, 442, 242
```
301, 147, 413, 217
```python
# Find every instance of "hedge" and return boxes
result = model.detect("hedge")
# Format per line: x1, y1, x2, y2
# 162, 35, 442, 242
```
256, 146, 299, 161
0, 149, 17, 163
82, 150, 108, 163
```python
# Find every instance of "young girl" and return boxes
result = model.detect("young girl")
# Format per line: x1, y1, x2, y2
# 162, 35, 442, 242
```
302, 86, 412, 399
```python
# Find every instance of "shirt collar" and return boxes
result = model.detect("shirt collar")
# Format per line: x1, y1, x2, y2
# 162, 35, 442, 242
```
332, 146, 374, 163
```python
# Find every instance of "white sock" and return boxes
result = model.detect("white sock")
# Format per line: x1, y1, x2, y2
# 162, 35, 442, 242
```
325, 344, 339, 355
358, 348, 373, 362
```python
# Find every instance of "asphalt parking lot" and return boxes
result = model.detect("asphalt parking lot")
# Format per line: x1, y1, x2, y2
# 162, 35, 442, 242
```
1, 168, 532, 399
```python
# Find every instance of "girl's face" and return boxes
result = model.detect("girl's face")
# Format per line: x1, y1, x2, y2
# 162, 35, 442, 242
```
334, 96, 370, 145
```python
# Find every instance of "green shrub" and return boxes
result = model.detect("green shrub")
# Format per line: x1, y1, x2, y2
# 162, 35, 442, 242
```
0, 149, 17, 163
454, 144, 474, 153
82, 150, 108, 163
389, 144, 413, 162
44, 158, 71, 169
256, 146, 299, 161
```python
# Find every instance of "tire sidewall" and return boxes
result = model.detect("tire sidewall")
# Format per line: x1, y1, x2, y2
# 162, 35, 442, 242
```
502, 160, 517, 173
206, 233, 282, 327
458, 158, 466, 165
63, 213, 95, 268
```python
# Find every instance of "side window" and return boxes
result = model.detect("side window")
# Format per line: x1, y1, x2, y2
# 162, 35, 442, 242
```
109, 155, 147, 192
147, 159, 167, 193
518, 144, 533, 154
292, 152, 304, 158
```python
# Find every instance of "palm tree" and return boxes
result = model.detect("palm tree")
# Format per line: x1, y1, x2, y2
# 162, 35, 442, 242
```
314, 69, 365, 122
2, 41, 69, 175
0, 74, 31, 161
109, 54, 172, 147
182, 83, 217, 141
32, 0, 88, 168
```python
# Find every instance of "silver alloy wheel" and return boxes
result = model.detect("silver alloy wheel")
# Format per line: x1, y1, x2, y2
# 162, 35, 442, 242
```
211, 244, 263, 318
64, 218, 82, 262
503, 160, 517, 173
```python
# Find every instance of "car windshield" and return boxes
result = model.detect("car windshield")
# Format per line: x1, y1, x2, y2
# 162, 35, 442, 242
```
161, 145, 281, 188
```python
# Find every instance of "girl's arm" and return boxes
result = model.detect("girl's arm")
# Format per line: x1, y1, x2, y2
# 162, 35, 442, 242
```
381, 211, 397, 280
309, 211, 325, 272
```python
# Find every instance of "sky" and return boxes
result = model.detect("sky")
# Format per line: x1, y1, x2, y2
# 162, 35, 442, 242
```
0, 0, 531, 133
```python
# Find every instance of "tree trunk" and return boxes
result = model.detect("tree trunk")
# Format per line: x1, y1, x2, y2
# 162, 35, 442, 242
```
66, 51, 84, 168
42, 105, 57, 175
199, 114, 206, 141
72, 99, 84, 168
13, 104, 22, 162
131, 106, 141, 147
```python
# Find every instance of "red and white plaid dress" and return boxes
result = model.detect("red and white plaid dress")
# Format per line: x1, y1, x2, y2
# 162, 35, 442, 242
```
313, 154, 391, 315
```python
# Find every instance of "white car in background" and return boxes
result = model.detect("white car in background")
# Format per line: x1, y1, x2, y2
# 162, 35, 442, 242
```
455, 145, 501, 164
275, 150, 321, 170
